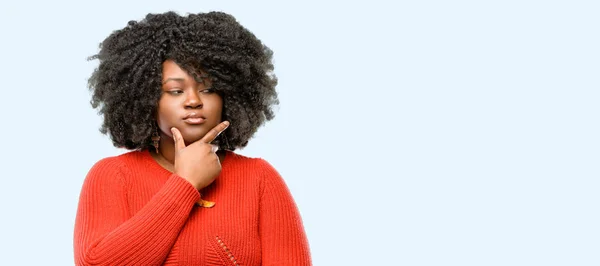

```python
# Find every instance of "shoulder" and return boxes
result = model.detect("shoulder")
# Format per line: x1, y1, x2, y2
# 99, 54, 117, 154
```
224, 150, 279, 175
89, 150, 143, 171
85, 150, 147, 184
224, 151, 288, 194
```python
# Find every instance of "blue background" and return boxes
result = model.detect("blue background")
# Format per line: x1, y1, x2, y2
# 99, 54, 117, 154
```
0, 0, 598, 265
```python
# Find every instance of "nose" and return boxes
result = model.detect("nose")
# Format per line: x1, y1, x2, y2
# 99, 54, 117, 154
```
184, 90, 203, 109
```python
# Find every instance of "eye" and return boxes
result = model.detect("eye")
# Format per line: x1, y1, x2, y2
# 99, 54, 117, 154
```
200, 88, 215, 94
166, 89, 183, 95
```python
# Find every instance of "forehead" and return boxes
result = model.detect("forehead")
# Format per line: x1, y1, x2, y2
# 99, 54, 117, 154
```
162, 60, 189, 78
161, 59, 209, 84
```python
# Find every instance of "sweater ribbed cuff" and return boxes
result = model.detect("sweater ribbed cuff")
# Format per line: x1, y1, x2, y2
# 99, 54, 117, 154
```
161, 174, 201, 206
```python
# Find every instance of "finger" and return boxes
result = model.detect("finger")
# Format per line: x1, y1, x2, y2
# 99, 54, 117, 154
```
200, 121, 230, 143
211, 144, 219, 153
171, 127, 186, 151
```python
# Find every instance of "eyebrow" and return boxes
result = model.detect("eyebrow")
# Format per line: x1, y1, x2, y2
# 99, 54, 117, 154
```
162, 77, 186, 84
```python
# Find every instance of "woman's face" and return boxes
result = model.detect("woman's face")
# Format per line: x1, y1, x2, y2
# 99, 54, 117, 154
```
156, 59, 223, 145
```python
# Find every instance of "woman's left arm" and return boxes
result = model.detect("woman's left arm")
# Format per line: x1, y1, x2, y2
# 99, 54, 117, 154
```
257, 159, 312, 266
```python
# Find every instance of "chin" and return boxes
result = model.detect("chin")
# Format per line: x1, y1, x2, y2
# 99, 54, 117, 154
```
181, 128, 210, 144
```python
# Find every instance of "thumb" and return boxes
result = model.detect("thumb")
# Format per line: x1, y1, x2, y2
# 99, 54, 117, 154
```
171, 127, 186, 151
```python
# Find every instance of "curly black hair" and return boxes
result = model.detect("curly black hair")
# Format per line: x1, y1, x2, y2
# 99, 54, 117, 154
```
88, 11, 278, 151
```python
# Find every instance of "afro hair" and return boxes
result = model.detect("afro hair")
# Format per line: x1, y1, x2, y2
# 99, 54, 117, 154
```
88, 11, 278, 151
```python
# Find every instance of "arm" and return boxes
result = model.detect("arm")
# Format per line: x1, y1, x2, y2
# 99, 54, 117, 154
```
73, 158, 200, 266
258, 159, 312, 266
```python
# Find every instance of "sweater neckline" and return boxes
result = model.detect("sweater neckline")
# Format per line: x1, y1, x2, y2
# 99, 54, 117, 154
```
142, 149, 232, 176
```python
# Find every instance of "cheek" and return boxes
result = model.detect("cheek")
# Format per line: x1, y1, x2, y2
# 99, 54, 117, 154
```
155, 99, 177, 132
214, 101, 224, 117
206, 96, 224, 118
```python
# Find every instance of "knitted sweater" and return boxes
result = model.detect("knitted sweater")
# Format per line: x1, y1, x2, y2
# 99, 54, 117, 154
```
73, 150, 311, 265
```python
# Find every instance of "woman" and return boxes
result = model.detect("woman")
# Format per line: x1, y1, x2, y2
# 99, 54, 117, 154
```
74, 11, 311, 265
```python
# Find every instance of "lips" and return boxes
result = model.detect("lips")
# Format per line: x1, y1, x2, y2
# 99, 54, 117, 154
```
183, 113, 206, 125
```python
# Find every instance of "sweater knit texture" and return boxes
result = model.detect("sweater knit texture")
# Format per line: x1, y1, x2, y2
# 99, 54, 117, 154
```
74, 150, 311, 265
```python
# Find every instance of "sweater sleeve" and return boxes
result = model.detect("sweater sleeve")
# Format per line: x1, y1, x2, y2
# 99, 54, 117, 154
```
73, 157, 200, 266
258, 159, 312, 266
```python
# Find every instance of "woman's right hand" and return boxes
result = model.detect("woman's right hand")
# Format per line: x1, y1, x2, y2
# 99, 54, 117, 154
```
170, 121, 230, 190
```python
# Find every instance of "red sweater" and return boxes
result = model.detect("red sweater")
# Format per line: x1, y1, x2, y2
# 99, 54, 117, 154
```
74, 150, 311, 265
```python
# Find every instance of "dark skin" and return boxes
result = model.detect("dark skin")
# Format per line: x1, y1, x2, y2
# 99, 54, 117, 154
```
150, 60, 229, 191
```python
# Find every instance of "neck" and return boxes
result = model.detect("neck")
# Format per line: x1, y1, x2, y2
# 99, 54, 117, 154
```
157, 132, 176, 165
151, 132, 227, 170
